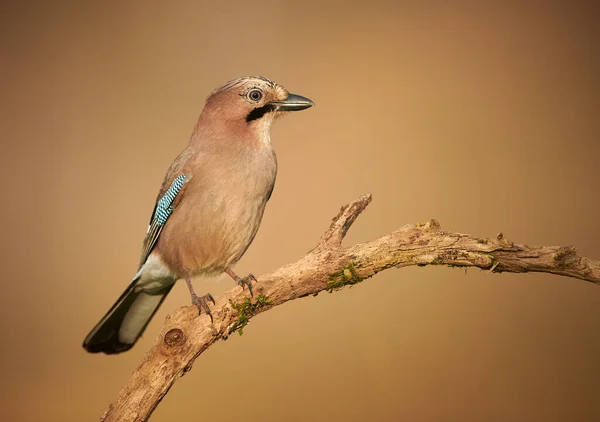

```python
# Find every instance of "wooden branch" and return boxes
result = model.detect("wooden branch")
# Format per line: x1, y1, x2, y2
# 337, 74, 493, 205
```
102, 194, 600, 421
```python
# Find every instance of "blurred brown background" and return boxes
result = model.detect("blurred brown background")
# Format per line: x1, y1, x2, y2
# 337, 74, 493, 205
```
1, 1, 599, 421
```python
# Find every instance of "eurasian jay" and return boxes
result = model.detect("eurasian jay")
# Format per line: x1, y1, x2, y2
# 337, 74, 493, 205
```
83, 76, 313, 354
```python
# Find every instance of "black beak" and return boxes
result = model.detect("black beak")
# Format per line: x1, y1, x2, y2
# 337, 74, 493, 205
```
270, 93, 314, 111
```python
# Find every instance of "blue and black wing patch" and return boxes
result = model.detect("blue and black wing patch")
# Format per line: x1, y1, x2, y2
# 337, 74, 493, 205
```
139, 174, 188, 267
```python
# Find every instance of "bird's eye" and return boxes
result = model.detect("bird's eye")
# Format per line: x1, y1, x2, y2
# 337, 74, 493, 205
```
248, 89, 263, 102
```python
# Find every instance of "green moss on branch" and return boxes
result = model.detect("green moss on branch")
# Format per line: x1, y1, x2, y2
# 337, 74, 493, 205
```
328, 263, 363, 292
229, 295, 272, 335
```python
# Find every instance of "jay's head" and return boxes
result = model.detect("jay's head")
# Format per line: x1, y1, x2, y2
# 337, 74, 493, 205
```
202, 76, 314, 128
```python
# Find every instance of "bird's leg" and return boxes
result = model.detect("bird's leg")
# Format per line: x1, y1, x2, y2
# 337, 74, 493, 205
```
184, 277, 215, 322
225, 267, 255, 297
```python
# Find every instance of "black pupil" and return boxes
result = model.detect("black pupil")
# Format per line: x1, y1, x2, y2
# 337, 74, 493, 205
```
250, 91, 261, 101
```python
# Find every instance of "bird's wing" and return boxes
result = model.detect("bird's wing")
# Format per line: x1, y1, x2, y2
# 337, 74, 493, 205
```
138, 151, 194, 268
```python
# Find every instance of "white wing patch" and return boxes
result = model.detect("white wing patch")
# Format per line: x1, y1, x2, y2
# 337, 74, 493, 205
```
118, 293, 164, 344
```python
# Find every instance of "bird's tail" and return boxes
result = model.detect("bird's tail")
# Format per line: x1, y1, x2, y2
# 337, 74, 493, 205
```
82, 277, 174, 354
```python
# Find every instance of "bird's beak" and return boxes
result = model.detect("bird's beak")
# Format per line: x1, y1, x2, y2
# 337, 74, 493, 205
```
270, 93, 314, 111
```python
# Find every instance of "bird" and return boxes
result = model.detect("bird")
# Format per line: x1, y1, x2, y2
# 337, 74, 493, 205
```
83, 76, 313, 354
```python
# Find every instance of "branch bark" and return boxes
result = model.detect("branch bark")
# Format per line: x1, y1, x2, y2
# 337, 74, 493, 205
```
102, 194, 600, 421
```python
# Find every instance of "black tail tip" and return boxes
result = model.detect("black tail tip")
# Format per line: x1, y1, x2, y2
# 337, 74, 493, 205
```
83, 340, 135, 355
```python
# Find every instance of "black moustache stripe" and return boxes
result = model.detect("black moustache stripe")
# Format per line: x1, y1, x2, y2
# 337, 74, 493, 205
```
246, 103, 275, 122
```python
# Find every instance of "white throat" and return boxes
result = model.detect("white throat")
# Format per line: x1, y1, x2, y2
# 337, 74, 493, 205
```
255, 116, 275, 147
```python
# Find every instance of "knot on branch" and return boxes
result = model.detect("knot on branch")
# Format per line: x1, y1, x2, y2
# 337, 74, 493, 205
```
164, 328, 186, 348
424, 219, 441, 230
553, 246, 578, 269
494, 232, 516, 248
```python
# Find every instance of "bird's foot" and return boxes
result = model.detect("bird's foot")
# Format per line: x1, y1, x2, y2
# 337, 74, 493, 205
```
190, 292, 215, 322
225, 268, 255, 297
236, 274, 256, 297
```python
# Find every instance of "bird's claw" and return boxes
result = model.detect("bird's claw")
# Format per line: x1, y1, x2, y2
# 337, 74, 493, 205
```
237, 274, 256, 297
191, 293, 215, 322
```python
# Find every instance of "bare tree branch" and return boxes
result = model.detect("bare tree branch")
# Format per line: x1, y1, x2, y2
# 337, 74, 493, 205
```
102, 194, 600, 421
